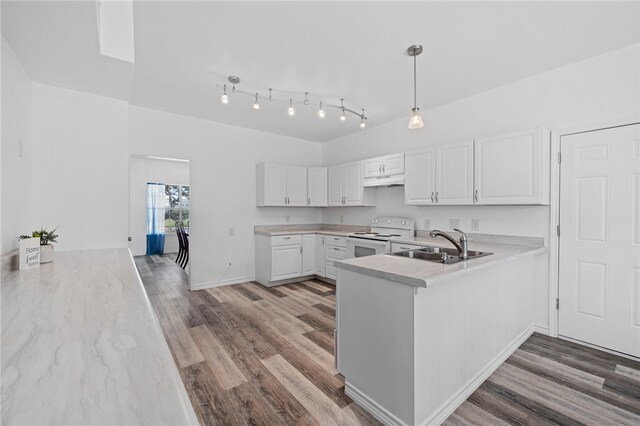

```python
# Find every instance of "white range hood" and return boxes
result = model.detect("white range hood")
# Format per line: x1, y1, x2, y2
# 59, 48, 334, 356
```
363, 174, 405, 187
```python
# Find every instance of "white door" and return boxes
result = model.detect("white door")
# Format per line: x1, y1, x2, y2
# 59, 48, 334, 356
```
271, 244, 302, 281
436, 140, 474, 205
405, 148, 436, 205
559, 123, 640, 357
363, 157, 383, 178
263, 164, 287, 206
382, 153, 405, 176
475, 128, 549, 205
308, 167, 327, 206
315, 235, 326, 277
344, 161, 363, 205
286, 166, 308, 206
328, 165, 344, 206
302, 234, 316, 275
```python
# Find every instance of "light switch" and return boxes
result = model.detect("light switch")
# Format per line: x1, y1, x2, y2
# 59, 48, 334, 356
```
228, 227, 235, 236
449, 219, 460, 229
471, 219, 480, 232
424, 219, 431, 230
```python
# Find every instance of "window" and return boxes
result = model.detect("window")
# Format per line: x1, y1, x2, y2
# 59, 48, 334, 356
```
164, 184, 189, 232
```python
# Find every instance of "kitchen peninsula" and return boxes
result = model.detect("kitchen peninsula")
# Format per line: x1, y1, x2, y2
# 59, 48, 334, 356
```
334, 235, 546, 425
1, 249, 198, 425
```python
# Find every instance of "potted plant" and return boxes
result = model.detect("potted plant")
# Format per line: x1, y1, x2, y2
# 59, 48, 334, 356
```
33, 226, 59, 264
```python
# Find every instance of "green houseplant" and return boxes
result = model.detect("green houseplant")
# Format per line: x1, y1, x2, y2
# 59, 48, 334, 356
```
33, 226, 59, 263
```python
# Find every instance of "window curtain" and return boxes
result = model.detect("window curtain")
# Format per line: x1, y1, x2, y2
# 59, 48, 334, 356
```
146, 182, 165, 255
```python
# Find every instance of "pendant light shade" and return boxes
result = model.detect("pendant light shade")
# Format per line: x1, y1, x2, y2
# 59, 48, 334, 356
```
407, 45, 424, 130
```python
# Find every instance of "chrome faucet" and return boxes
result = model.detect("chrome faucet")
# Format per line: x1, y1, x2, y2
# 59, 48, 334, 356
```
429, 228, 469, 260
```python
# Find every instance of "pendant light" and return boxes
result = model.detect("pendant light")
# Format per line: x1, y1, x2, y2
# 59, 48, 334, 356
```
252, 93, 260, 110
360, 109, 366, 129
288, 98, 295, 116
318, 101, 325, 118
407, 45, 424, 130
339, 99, 347, 123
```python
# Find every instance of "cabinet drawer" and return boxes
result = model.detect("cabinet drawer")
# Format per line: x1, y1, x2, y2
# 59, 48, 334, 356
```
327, 246, 346, 261
391, 242, 424, 252
325, 235, 347, 247
271, 235, 302, 246
326, 263, 337, 280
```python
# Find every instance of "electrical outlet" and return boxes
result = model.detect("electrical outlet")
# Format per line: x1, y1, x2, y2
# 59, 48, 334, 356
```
285, 215, 290, 223
471, 219, 480, 232
423, 219, 431, 230
449, 219, 460, 230
340, 215, 344, 223
228, 227, 235, 236
17, 139, 23, 158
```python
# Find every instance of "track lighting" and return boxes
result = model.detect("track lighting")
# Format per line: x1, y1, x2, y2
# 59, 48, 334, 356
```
216, 75, 367, 127
221, 84, 229, 104
340, 99, 347, 123
407, 45, 424, 130
288, 98, 295, 116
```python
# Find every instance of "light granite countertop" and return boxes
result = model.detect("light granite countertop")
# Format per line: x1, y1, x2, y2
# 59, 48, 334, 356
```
254, 223, 368, 236
1, 248, 198, 425
335, 237, 546, 288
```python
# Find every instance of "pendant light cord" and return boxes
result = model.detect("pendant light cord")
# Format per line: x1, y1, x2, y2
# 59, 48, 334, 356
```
413, 53, 417, 109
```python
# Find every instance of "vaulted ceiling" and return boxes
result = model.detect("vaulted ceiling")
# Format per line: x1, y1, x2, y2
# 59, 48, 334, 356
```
3, 1, 639, 142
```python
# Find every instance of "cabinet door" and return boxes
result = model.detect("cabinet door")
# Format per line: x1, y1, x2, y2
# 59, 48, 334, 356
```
404, 149, 436, 205
382, 153, 405, 175
436, 141, 474, 205
315, 235, 326, 277
271, 244, 302, 281
286, 166, 308, 206
474, 128, 548, 205
327, 165, 344, 206
363, 157, 383, 178
260, 163, 287, 206
308, 167, 328, 206
344, 161, 364, 205
302, 234, 316, 275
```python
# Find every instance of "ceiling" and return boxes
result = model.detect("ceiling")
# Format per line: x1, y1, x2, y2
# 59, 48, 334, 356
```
3, 1, 639, 142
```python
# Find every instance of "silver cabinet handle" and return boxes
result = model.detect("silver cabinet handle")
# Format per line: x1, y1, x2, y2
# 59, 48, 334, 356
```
334, 237, 340, 240
333, 247, 340, 251
300, 246, 303, 254
382, 164, 386, 174
308, 197, 310, 205
474, 189, 478, 203
431, 192, 434, 203
379, 164, 382, 174
284, 196, 287, 205
284, 236, 291, 239
435, 192, 439, 203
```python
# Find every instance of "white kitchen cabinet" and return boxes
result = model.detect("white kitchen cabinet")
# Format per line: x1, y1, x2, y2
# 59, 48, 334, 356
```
405, 148, 436, 205
307, 167, 328, 206
436, 140, 474, 205
271, 244, 302, 280
328, 162, 375, 206
325, 235, 347, 280
256, 163, 308, 206
474, 128, 550, 205
315, 235, 326, 277
363, 153, 405, 178
302, 234, 316, 275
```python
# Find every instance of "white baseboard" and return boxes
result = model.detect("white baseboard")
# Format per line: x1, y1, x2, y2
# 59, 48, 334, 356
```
532, 324, 549, 335
190, 276, 255, 291
422, 325, 535, 426
345, 382, 407, 426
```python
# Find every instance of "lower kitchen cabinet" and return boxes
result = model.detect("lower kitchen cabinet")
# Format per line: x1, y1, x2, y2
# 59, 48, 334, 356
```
302, 234, 316, 275
271, 244, 302, 281
315, 235, 326, 277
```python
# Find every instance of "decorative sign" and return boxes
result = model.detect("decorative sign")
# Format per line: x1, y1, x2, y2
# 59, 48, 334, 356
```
19, 238, 40, 270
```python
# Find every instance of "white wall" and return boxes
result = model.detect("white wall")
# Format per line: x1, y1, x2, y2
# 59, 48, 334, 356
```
129, 156, 189, 256
321, 44, 640, 329
128, 106, 323, 289
31, 83, 130, 251
1, 37, 33, 254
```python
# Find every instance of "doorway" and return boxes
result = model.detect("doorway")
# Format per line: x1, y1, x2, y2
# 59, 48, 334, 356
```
558, 123, 640, 357
129, 155, 191, 280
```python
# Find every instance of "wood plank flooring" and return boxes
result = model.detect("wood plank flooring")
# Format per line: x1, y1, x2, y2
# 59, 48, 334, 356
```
135, 255, 640, 426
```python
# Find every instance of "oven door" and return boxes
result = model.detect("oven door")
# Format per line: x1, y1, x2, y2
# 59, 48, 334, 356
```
346, 237, 390, 258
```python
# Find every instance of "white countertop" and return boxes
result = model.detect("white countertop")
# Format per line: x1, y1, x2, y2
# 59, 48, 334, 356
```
1, 249, 198, 425
335, 237, 546, 288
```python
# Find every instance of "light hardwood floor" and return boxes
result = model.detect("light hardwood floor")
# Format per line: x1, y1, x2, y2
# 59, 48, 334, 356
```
135, 254, 640, 425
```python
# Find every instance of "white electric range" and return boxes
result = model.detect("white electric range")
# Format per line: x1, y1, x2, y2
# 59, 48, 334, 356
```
346, 217, 415, 258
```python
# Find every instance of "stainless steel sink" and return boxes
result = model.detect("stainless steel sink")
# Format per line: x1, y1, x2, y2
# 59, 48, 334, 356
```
391, 246, 492, 264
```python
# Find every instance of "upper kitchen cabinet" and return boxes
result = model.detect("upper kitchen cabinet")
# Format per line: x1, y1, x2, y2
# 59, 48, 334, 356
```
328, 161, 376, 207
307, 167, 328, 206
256, 163, 307, 206
405, 148, 436, 205
363, 153, 405, 178
474, 128, 550, 205
436, 140, 474, 205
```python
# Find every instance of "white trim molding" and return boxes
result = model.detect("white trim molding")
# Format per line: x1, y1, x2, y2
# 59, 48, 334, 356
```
190, 275, 255, 291
345, 382, 407, 426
